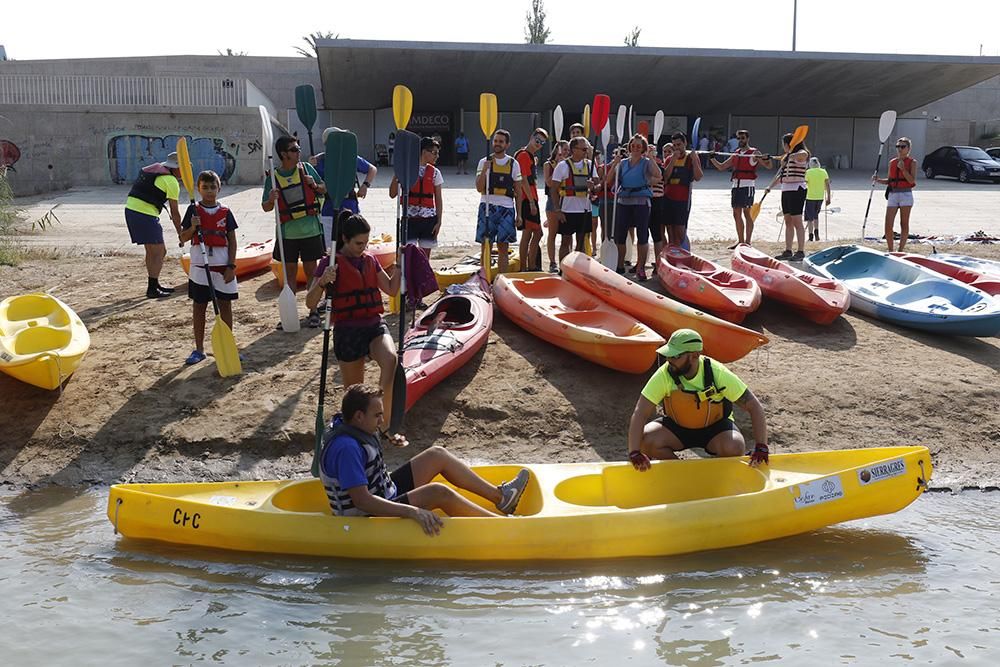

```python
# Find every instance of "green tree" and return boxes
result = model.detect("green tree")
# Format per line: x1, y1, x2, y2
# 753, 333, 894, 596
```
624, 26, 641, 47
524, 0, 551, 45
217, 48, 247, 56
295, 31, 339, 58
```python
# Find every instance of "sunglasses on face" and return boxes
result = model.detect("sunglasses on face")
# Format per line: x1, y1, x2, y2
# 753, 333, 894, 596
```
533, 137, 546, 145
286, 146, 302, 153
896, 144, 909, 149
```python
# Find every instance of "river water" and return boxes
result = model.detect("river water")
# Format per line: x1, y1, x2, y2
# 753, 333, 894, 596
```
1, 488, 998, 665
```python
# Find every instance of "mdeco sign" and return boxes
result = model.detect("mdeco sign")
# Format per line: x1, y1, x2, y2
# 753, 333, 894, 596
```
408, 113, 451, 132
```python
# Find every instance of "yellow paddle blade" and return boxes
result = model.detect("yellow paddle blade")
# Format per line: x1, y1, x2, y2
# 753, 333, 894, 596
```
480, 93, 498, 140
481, 240, 493, 283
176, 137, 195, 200
211, 317, 242, 377
790, 124, 809, 148
749, 201, 762, 222
388, 292, 400, 315
582, 104, 591, 138
583, 234, 592, 256
392, 85, 413, 131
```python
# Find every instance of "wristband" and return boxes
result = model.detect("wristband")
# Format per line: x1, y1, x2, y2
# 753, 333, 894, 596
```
362, 181, 371, 188
226, 263, 236, 269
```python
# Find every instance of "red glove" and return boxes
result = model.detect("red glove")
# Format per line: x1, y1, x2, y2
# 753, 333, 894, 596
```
629, 450, 651, 472
748, 443, 769, 467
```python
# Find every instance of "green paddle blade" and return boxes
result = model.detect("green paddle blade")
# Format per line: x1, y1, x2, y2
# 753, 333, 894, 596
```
294, 85, 317, 131
323, 130, 359, 211
393, 130, 421, 191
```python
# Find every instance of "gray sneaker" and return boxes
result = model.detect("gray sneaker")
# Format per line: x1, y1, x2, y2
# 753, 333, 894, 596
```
496, 469, 530, 515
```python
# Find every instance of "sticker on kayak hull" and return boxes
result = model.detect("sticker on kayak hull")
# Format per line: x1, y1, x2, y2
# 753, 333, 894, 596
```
792, 477, 844, 509
857, 458, 906, 486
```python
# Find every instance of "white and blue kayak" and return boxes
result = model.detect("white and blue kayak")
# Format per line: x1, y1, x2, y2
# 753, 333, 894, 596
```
805, 245, 1000, 337
928, 253, 1000, 280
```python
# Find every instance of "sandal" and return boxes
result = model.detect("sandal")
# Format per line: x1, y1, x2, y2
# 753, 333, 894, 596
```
307, 311, 321, 328
185, 350, 206, 365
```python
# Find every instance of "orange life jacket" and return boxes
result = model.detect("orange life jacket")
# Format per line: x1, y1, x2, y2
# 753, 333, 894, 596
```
275, 164, 321, 223
190, 203, 230, 247
888, 156, 915, 190
407, 165, 437, 210
662, 357, 733, 429
331, 253, 384, 322
559, 159, 591, 199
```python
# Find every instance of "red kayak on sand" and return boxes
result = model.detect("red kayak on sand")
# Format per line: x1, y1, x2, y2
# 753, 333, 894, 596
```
891, 252, 1000, 296
403, 271, 493, 411
732, 244, 850, 324
656, 245, 761, 323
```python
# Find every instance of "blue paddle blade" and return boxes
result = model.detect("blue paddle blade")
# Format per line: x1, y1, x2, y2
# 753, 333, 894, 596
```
324, 130, 359, 210
393, 130, 421, 190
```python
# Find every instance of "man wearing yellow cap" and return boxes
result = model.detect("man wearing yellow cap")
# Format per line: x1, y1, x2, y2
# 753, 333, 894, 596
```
626, 328, 770, 470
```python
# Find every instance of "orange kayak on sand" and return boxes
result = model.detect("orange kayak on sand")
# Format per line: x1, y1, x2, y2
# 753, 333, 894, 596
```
181, 239, 274, 279
560, 251, 768, 362
732, 244, 850, 325
494, 273, 664, 373
656, 245, 761, 323
270, 240, 396, 288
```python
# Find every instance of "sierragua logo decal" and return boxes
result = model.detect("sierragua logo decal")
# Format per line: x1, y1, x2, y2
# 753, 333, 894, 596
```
857, 458, 906, 485
792, 476, 845, 509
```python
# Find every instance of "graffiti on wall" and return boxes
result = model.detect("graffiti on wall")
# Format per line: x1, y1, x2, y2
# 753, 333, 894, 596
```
107, 135, 236, 184
1, 139, 21, 172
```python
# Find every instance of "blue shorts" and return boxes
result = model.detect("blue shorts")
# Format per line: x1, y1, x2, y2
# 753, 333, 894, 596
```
476, 203, 517, 244
124, 208, 164, 245
887, 190, 914, 208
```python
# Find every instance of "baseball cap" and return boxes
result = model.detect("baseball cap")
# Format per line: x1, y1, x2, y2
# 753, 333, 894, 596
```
162, 152, 179, 169
657, 328, 704, 357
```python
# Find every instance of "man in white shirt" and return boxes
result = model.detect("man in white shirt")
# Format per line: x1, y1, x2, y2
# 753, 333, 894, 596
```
475, 129, 522, 274
549, 137, 597, 263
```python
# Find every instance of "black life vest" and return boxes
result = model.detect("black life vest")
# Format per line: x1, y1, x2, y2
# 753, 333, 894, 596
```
319, 416, 396, 516
487, 157, 516, 198
514, 148, 537, 187
127, 164, 172, 212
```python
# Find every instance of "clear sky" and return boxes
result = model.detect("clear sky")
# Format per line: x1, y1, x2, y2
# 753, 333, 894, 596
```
2, 0, 999, 60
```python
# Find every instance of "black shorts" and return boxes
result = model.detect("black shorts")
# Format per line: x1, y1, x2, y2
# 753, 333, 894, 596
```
405, 215, 438, 241
781, 188, 807, 216
664, 198, 691, 228
273, 234, 325, 263
804, 199, 822, 221
656, 415, 740, 453
613, 203, 652, 245
520, 198, 542, 231
333, 321, 390, 363
187, 279, 238, 305
649, 197, 668, 243
560, 211, 591, 236
389, 461, 416, 504
731, 186, 755, 209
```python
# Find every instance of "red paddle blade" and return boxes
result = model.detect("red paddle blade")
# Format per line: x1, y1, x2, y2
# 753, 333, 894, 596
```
592, 94, 611, 134
638, 120, 650, 137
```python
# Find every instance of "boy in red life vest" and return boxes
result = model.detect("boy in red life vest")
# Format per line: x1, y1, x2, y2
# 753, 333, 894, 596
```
514, 128, 548, 271
389, 136, 445, 259
306, 210, 401, 431
178, 171, 239, 365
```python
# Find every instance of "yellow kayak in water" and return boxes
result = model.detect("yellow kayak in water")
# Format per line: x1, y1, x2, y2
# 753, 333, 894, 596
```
0, 293, 90, 390
107, 446, 931, 561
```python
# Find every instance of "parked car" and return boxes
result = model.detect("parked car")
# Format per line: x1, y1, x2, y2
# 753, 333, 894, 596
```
987, 147, 1000, 161
921, 145, 1000, 183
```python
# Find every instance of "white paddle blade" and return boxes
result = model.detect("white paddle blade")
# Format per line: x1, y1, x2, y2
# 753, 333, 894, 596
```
601, 123, 610, 150
878, 110, 898, 143
627, 105, 634, 138
616, 105, 627, 141
599, 240, 618, 270
554, 105, 564, 140
653, 110, 664, 143
278, 286, 300, 332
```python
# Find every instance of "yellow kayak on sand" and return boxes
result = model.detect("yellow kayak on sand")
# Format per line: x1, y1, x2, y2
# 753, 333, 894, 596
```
108, 447, 931, 561
0, 293, 90, 390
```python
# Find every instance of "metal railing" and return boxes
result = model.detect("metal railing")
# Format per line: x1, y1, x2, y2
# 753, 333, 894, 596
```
0, 74, 248, 107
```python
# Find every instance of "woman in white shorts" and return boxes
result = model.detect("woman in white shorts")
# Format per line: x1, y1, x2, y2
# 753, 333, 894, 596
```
874, 137, 917, 252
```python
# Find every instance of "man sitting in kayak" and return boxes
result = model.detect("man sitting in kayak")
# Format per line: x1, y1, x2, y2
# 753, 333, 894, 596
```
626, 329, 770, 470
320, 384, 531, 535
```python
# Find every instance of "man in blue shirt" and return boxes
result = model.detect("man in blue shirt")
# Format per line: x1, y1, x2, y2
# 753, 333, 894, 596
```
311, 128, 378, 244
455, 132, 470, 174
320, 384, 531, 535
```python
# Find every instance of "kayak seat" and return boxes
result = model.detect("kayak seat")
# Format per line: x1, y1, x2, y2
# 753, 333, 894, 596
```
11, 326, 72, 356
707, 270, 751, 288
553, 310, 647, 337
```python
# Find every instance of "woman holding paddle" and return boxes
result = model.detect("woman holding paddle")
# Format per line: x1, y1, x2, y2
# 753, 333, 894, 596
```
607, 134, 662, 280
306, 210, 402, 432
873, 137, 917, 252
765, 132, 811, 261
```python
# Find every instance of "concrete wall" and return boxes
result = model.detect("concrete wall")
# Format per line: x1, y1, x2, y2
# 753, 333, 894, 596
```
908, 75, 1000, 150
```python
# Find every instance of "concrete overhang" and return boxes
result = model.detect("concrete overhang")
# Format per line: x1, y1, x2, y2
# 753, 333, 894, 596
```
316, 39, 1000, 116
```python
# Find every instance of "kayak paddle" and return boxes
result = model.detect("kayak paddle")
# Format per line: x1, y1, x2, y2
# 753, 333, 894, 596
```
862, 109, 898, 241
750, 123, 809, 223
627, 104, 634, 139
638, 120, 650, 138
601, 106, 628, 270
312, 128, 359, 477
176, 137, 241, 378
389, 129, 421, 434
582, 103, 591, 138
259, 105, 300, 332
479, 92, 499, 284
387, 85, 414, 316
653, 110, 664, 146
681, 117, 702, 250
554, 104, 563, 140
591, 94, 612, 260
294, 84, 318, 157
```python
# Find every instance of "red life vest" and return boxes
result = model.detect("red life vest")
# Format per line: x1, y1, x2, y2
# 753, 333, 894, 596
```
731, 148, 758, 183
665, 154, 694, 202
275, 164, 321, 224
888, 156, 915, 190
331, 253, 384, 323
407, 165, 437, 209
190, 203, 230, 247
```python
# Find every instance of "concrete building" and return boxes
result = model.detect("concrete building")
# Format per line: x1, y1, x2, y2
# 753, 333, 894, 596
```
2, 42, 1000, 195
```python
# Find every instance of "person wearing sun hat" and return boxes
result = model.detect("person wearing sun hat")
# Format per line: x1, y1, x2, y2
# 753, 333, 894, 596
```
626, 328, 770, 470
